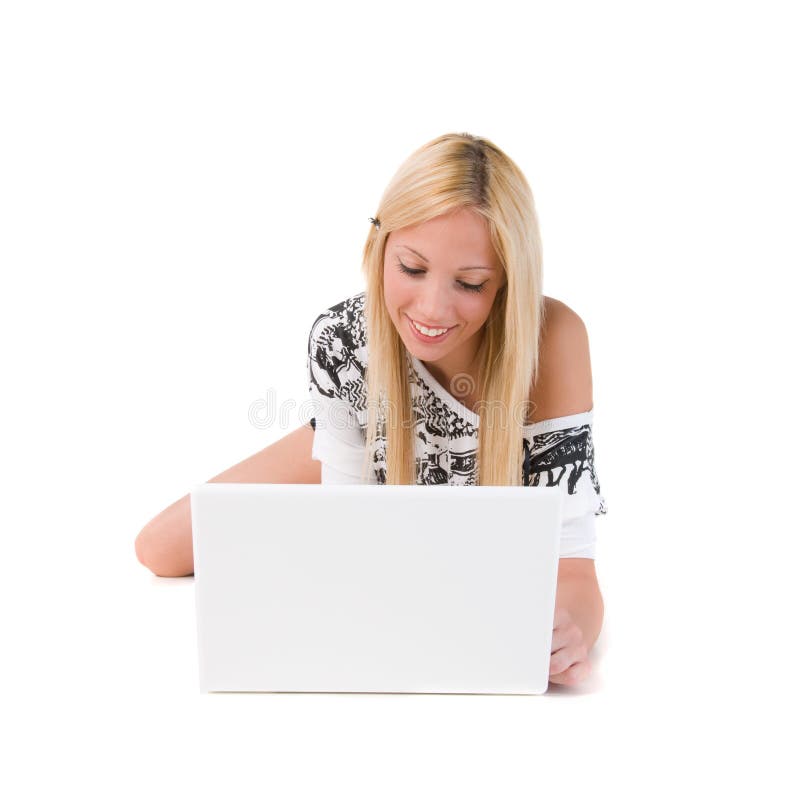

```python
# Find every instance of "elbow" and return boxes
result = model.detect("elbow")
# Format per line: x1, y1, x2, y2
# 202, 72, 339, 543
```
134, 529, 150, 569
134, 525, 194, 578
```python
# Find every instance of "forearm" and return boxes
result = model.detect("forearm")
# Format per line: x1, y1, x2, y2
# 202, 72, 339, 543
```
555, 573, 604, 651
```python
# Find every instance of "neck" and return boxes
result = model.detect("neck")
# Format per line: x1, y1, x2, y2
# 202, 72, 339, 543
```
421, 348, 484, 407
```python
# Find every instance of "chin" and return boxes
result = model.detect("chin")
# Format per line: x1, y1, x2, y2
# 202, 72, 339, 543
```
405, 338, 455, 363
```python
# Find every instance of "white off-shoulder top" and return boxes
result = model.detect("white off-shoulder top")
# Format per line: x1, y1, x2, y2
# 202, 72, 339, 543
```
307, 291, 607, 559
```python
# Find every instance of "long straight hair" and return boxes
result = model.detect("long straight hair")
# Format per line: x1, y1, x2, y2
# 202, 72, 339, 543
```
360, 133, 545, 486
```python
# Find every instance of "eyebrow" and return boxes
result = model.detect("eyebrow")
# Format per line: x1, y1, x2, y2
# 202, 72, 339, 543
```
397, 245, 495, 272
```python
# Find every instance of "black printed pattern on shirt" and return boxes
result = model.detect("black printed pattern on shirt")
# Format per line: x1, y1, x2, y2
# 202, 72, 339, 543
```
523, 423, 608, 515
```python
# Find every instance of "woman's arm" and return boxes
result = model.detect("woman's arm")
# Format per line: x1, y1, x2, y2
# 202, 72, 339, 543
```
532, 298, 605, 686
134, 423, 320, 578
549, 558, 604, 686
556, 558, 604, 650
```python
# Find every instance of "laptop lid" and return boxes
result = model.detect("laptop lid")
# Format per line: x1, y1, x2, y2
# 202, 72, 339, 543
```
190, 483, 563, 695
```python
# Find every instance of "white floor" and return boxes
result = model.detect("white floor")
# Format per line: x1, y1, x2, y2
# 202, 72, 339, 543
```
3, 512, 794, 799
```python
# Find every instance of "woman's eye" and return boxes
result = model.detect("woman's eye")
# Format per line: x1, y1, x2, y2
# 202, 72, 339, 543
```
458, 280, 487, 294
397, 261, 487, 294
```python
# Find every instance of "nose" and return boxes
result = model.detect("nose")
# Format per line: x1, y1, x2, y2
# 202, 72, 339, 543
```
415, 278, 453, 324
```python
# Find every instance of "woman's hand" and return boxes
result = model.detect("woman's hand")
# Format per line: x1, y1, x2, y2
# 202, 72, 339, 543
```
549, 606, 591, 686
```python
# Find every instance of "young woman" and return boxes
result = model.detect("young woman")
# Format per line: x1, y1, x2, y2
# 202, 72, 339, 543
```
135, 132, 608, 687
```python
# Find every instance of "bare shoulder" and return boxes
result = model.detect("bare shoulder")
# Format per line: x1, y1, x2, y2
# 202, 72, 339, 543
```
528, 296, 593, 423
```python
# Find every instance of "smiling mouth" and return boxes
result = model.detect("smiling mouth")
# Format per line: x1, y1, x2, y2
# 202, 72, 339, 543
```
406, 315, 455, 342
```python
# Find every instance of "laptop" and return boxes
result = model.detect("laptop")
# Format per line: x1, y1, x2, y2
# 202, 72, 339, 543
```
190, 482, 564, 695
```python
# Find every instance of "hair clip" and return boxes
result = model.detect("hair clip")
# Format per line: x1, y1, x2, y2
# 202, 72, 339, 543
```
369, 217, 381, 230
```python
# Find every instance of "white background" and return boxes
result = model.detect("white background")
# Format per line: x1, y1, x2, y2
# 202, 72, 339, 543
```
2, 0, 798, 796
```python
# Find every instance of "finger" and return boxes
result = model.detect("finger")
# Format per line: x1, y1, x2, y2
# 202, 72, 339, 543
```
550, 642, 589, 675
550, 660, 592, 686
550, 621, 582, 655
550, 647, 578, 676
550, 630, 569, 655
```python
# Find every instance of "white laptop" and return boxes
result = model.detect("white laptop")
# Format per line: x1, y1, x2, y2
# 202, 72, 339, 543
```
190, 482, 564, 695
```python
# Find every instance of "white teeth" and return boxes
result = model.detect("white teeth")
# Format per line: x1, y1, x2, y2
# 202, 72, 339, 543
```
412, 319, 449, 337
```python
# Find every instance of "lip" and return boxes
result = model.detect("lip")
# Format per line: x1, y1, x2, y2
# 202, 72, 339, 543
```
405, 314, 456, 344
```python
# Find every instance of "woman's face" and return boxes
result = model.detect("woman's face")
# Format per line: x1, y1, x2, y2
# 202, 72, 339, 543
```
382, 206, 506, 378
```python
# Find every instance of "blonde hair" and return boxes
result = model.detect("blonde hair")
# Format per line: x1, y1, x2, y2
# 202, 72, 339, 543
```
360, 132, 545, 486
